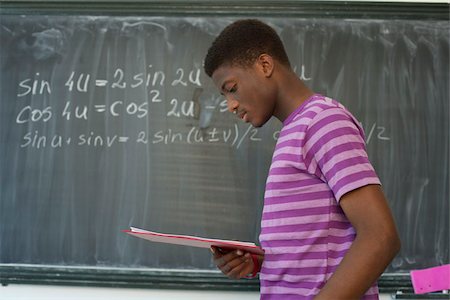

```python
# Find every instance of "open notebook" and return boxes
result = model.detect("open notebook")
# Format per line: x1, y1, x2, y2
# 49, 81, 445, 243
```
123, 227, 264, 255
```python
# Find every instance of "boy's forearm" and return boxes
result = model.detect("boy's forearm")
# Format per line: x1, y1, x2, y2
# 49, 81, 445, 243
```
314, 231, 400, 299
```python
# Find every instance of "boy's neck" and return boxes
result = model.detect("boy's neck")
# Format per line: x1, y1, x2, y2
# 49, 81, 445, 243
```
273, 69, 315, 123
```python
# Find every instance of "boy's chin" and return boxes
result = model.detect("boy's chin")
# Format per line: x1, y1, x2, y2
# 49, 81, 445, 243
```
251, 116, 272, 128
251, 120, 266, 128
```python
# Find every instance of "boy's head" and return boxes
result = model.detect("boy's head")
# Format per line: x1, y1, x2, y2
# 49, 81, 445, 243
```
204, 19, 291, 77
204, 19, 293, 128
204, 20, 313, 127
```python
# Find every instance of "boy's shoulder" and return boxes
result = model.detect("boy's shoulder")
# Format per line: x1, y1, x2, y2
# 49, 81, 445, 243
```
290, 94, 350, 124
286, 94, 365, 139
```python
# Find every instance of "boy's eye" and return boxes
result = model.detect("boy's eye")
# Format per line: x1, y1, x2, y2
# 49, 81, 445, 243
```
228, 85, 237, 93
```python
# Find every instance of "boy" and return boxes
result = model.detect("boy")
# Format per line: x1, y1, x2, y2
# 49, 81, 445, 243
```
204, 19, 400, 299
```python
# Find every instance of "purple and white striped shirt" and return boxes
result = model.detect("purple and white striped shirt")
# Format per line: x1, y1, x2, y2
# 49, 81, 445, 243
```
259, 94, 380, 300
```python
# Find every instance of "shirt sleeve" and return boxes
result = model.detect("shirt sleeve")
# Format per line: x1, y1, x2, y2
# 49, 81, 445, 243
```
302, 107, 381, 202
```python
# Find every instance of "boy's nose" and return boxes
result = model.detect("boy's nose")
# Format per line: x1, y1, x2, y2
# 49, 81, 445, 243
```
227, 98, 239, 113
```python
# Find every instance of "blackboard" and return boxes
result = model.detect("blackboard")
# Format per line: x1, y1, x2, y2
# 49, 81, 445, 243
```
0, 3, 448, 291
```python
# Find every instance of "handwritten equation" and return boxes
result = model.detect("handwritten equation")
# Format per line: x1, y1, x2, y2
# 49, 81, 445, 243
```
14, 66, 390, 149
20, 124, 265, 149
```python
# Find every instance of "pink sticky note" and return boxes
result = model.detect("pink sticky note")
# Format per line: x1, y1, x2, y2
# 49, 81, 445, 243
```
410, 264, 450, 294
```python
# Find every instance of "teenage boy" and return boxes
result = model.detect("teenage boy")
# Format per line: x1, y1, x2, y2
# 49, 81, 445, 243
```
204, 19, 400, 299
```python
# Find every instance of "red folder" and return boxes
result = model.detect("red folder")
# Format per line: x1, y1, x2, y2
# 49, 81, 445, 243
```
123, 227, 264, 255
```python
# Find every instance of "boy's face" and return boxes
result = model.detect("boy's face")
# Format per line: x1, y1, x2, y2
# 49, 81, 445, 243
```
211, 62, 277, 128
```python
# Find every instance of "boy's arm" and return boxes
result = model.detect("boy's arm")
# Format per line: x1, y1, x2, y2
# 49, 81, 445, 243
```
314, 184, 401, 300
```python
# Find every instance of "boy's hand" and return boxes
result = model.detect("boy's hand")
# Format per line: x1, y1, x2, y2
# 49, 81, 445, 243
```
210, 246, 260, 279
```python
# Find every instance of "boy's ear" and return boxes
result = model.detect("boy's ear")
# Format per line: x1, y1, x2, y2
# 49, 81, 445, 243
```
257, 54, 274, 77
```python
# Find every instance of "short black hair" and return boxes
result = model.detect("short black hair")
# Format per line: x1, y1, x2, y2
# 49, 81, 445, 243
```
204, 19, 291, 77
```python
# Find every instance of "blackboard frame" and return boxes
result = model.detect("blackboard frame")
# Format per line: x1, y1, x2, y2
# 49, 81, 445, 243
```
0, 0, 448, 19
2, 266, 450, 299
0, 264, 413, 294
4, 266, 449, 298
0, 0, 448, 296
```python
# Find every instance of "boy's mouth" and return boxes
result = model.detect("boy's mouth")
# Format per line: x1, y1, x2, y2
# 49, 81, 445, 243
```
234, 109, 249, 123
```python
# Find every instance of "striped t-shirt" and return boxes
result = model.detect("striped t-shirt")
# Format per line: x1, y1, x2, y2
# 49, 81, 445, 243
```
259, 94, 381, 300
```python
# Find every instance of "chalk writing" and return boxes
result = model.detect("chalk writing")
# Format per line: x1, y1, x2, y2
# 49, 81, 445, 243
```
14, 63, 390, 151
363, 122, 391, 144
21, 131, 70, 149
62, 101, 88, 120
293, 65, 312, 81
16, 105, 53, 124
20, 131, 132, 149
62, 66, 199, 93
153, 125, 265, 149
17, 73, 52, 97
65, 72, 90, 92
167, 99, 196, 118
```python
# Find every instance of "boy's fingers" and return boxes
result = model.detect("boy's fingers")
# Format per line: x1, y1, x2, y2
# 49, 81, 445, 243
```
222, 259, 250, 279
216, 249, 245, 268
210, 246, 232, 259
226, 257, 252, 279
222, 255, 247, 271
210, 246, 220, 259
211, 248, 249, 277
210, 247, 258, 279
